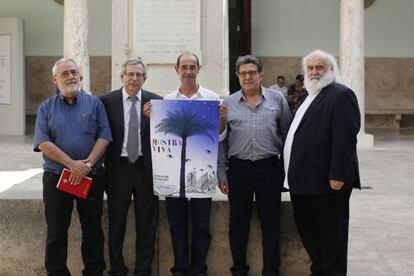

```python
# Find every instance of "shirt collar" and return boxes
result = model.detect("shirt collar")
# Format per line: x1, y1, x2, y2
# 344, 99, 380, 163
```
173, 84, 204, 99
238, 86, 266, 102
57, 88, 81, 104
122, 87, 142, 103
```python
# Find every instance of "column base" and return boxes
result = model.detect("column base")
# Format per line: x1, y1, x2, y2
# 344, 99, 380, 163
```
357, 131, 374, 148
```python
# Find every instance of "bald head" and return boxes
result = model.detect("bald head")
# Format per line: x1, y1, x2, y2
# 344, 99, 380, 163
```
176, 53, 200, 68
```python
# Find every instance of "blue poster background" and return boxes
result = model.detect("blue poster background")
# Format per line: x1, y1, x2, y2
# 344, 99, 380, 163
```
150, 99, 219, 197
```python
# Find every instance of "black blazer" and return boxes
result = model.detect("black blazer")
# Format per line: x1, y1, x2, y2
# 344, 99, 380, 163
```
287, 82, 361, 195
100, 88, 162, 187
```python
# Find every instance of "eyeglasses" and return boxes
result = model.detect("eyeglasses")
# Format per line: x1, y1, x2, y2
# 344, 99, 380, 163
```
237, 70, 259, 78
58, 70, 79, 78
125, 72, 145, 78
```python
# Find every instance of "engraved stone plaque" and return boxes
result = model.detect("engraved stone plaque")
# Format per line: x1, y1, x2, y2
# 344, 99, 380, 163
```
0, 35, 11, 104
134, 0, 202, 64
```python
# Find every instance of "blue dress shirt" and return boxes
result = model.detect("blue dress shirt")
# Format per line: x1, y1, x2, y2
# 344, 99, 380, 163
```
34, 90, 112, 174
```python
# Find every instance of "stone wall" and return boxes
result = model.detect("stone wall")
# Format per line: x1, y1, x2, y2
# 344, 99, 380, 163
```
26, 56, 111, 115
25, 56, 414, 128
261, 57, 414, 128
0, 199, 309, 276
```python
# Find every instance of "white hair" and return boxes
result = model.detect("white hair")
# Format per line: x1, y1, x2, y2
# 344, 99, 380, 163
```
51, 57, 79, 76
302, 49, 341, 83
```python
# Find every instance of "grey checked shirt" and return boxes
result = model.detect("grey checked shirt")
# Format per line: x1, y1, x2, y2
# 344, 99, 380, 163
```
217, 86, 291, 182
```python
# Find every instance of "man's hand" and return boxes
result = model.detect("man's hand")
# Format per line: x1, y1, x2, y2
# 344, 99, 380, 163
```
219, 104, 228, 134
219, 180, 229, 195
330, 179, 344, 190
67, 159, 91, 185
143, 102, 152, 117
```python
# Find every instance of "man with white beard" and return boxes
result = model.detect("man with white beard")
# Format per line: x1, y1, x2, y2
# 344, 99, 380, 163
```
34, 57, 112, 275
283, 50, 360, 276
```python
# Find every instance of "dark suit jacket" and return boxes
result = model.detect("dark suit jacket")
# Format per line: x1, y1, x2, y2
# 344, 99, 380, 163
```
288, 82, 361, 195
100, 88, 162, 188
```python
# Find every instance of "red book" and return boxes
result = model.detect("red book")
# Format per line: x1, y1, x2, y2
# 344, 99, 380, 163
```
56, 168, 92, 199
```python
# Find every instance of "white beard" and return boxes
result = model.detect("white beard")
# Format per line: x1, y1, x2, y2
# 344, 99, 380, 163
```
304, 70, 334, 96
63, 81, 80, 96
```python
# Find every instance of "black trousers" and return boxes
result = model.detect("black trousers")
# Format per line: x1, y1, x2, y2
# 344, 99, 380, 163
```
166, 197, 212, 276
290, 190, 352, 276
107, 158, 158, 276
227, 157, 281, 276
43, 167, 106, 276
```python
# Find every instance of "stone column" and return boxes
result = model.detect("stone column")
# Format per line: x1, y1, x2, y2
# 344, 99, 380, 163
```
111, 0, 131, 89
111, 0, 229, 96
339, 0, 373, 148
64, 0, 90, 93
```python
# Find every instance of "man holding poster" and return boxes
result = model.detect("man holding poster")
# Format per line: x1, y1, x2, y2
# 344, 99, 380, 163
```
144, 53, 225, 276
218, 55, 291, 276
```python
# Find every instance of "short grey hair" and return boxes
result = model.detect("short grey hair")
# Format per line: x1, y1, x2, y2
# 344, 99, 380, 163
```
120, 59, 148, 78
235, 55, 264, 74
302, 49, 341, 82
51, 57, 79, 76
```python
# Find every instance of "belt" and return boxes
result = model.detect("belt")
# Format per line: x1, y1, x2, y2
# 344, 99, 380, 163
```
229, 155, 279, 163
120, 156, 143, 163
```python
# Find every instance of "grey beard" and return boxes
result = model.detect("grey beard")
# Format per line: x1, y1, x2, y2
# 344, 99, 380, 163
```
305, 71, 334, 96
65, 83, 80, 95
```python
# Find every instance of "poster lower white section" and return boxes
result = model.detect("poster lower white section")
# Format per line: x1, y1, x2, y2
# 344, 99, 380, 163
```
0, 35, 11, 104
150, 99, 219, 198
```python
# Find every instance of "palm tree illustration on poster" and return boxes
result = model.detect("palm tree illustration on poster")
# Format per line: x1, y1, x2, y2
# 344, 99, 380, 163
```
150, 99, 219, 198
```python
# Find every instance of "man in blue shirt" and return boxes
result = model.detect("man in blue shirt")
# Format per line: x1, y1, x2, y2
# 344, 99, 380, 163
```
33, 57, 112, 276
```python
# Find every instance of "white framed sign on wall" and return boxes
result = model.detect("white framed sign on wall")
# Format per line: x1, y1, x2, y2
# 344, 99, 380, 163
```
133, 0, 202, 64
0, 34, 11, 105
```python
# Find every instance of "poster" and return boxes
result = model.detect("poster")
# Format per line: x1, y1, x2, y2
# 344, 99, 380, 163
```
150, 99, 219, 198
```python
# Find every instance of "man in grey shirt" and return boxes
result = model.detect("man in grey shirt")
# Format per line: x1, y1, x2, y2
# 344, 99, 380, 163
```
218, 55, 291, 276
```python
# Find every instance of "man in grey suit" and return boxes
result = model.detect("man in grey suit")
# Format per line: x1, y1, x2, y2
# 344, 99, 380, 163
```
101, 59, 162, 276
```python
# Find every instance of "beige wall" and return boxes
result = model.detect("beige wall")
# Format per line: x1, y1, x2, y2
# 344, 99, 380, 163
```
2, 0, 414, 58
261, 56, 414, 128
252, 0, 414, 58
261, 56, 414, 110
0, 0, 111, 56
365, 58, 414, 111
27, 56, 414, 128
26, 56, 111, 114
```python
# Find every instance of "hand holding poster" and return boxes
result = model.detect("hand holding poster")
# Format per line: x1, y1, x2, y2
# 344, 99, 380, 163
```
150, 99, 219, 198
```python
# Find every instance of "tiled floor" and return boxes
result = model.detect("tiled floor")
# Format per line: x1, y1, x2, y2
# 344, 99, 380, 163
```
0, 128, 413, 275
347, 129, 414, 275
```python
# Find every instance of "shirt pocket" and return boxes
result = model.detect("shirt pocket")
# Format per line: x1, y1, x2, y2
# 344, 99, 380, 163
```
259, 106, 279, 127
82, 113, 97, 135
